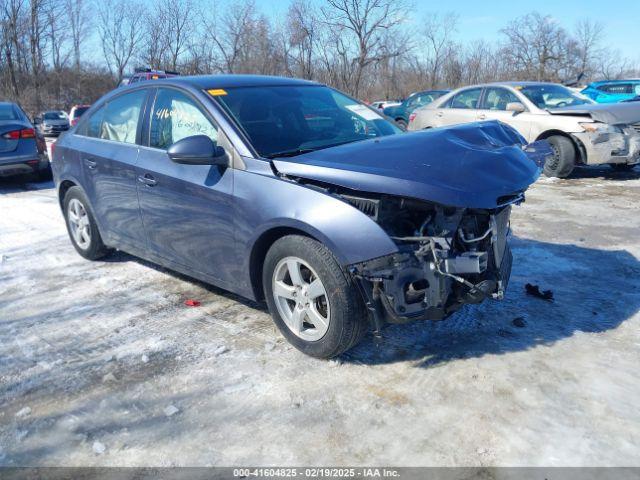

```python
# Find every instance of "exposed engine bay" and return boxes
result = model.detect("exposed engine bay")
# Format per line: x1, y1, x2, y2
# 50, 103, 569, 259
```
342, 192, 517, 331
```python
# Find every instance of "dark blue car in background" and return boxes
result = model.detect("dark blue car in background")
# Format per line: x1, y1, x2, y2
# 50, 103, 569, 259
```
0, 101, 49, 179
383, 89, 449, 128
53, 75, 543, 358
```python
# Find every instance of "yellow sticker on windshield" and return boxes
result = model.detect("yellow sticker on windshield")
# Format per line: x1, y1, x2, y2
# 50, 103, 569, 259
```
207, 89, 228, 96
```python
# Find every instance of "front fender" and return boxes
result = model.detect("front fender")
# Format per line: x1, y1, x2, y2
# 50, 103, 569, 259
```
234, 165, 399, 269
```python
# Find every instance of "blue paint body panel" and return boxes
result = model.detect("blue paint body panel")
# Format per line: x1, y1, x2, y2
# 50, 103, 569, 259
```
53, 76, 540, 302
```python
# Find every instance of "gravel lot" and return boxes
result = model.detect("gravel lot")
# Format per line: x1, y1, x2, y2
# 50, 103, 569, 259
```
1, 166, 639, 467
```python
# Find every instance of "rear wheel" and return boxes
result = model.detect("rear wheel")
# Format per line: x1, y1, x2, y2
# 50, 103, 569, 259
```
263, 235, 368, 358
395, 118, 407, 130
543, 135, 576, 178
609, 163, 637, 172
63, 186, 110, 260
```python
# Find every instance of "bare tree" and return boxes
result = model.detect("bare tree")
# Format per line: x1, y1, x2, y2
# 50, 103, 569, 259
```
0, 0, 25, 98
320, 0, 410, 98
97, 0, 145, 82
65, 0, 88, 70
285, 0, 319, 79
501, 12, 571, 81
420, 12, 459, 88
574, 19, 603, 79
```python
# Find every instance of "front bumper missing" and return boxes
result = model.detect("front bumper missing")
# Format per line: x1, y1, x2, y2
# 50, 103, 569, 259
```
573, 127, 640, 166
349, 209, 513, 333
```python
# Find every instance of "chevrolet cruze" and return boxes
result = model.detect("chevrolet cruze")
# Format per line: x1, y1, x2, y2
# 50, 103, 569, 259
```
53, 75, 543, 358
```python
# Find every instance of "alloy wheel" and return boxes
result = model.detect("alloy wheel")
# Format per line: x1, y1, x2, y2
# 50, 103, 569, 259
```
67, 198, 91, 250
272, 256, 331, 341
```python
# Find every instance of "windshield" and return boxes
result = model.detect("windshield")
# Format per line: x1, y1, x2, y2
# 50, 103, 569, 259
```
0, 104, 19, 121
212, 85, 401, 158
519, 85, 594, 109
43, 111, 66, 120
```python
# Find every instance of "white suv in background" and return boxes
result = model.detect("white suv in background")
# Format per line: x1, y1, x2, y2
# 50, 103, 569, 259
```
409, 82, 640, 177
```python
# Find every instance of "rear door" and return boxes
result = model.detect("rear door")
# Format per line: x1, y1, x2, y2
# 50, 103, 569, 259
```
135, 87, 235, 283
74, 88, 149, 253
434, 88, 483, 127
477, 87, 533, 140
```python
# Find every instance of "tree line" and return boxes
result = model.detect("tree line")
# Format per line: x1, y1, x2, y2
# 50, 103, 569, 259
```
1, 0, 638, 115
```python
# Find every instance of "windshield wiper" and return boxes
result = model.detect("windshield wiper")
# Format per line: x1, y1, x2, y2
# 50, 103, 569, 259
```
265, 148, 316, 159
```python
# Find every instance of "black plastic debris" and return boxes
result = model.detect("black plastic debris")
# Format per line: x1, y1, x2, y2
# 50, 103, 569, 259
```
525, 283, 554, 301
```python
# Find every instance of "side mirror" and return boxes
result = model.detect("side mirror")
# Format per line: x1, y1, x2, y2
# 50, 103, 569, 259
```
506, 102, 526, 113
167, 135, 228, 166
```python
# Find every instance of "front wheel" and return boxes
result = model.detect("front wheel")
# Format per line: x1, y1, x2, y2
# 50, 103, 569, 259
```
544, 135, 576, 178
263, 235, 368, 358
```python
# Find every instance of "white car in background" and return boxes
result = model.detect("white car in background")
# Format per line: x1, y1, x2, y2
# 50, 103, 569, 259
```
409, 82, 640, 177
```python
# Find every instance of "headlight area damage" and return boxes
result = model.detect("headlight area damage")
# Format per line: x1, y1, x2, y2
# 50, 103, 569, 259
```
272, 121, 550, 334
346, 195, 515, 330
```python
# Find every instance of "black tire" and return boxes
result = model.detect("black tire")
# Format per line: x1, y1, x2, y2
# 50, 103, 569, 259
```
543, 135, 576, 178
263, 235, 368, 358
609, 163, 637, 172
63, 186, 110, 260
395, 118, 408, 130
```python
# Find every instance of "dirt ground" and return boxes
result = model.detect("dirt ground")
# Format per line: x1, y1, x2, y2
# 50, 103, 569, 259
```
1, 165, 639, 467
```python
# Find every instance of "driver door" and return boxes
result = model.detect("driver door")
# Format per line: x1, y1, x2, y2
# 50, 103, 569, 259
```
434, 88, 483, 127
477, 87, 533, 141
136, 87, 236, 284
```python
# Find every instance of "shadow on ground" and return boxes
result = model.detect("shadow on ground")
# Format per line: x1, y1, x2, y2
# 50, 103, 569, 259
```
570, 164, 640, 181
0, 175, 53, 193
342, 236, 640, 367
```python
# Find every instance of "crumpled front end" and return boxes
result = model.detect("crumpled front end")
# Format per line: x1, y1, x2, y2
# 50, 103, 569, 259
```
346, 196, 515, 330
573, 124, 640, 166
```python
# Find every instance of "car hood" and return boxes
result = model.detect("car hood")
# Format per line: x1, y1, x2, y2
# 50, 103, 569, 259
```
547, 102, 640, 125
272, 121, 543, 209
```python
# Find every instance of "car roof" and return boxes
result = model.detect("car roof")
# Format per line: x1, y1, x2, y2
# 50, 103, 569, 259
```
0, 101, 18, 107
588, 79, 640, 86
147, 74, 321, 90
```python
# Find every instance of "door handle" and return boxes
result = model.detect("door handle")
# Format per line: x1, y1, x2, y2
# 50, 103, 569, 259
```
436, 111, 444, 117
84, 158, 97, 169
478, 114, 487, 120
137, 174, 157, 187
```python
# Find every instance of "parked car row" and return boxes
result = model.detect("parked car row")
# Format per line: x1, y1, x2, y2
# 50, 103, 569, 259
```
408, 82, 640, 177
51, 74, 549, 358
0, 101, 50, 179
8, 72, 640, 359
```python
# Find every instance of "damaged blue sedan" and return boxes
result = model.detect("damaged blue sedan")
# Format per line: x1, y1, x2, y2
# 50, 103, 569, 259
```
52, 75, 545, 358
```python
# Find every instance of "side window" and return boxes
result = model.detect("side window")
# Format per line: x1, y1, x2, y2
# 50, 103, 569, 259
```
450, 88, 482, 109
150, 88, 218, 150
100, 90, 147, 144
405, 95, 419, 108
481, 88, 521, 110
600, 83, 631, 94
414, 94, 435, 107
86, 106, 105, 138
